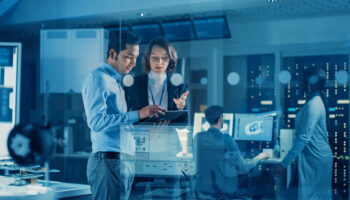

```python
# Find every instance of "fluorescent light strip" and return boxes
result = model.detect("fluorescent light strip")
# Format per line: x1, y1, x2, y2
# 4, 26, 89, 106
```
261, 100, 273, 105
298, 100, 306, 105
337, 100, 349, 104
288, 114, 296, 118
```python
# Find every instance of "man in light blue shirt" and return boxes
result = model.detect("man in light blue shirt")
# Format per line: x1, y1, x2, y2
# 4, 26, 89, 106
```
82, 31, 165, 200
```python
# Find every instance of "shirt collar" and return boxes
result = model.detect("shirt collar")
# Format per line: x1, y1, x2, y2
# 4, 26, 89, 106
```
102, 62, 123, 83
148, 70, 167, 84
208, 127, 222, 134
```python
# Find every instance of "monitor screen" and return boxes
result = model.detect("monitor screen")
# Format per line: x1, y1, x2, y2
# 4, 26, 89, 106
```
193, 16, 230, 40
234, 114, 273, 141
131, 23, 163, 43
161, 20, 195, 41
0, 46, 13, 67
0, 44, 19, 157
0, 88, 13, 122
193, 112, 234, 137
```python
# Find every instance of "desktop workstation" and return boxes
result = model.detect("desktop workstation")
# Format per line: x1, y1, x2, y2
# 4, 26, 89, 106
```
194, 111, 292, 163
194, 111, 292, 199
126, 111, 293, 199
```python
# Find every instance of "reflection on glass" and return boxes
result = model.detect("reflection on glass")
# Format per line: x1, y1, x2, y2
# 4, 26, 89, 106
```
170, 73, 183, 86
226, 72, 240, 86
121, 125, 195, 176
122, 74, 134, 87
336, 70, 348, 85
255, 76, 263, 85
200, 77, 208, 86
278, 70, 291, 84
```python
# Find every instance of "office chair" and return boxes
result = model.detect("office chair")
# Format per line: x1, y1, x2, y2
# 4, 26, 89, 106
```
194, 143, 252, 200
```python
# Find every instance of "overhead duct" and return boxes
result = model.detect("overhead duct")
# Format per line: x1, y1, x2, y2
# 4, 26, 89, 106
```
0, 0, 19, 17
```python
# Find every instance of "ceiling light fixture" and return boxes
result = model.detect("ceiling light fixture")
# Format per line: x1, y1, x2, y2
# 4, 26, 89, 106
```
138, 12, 146, 17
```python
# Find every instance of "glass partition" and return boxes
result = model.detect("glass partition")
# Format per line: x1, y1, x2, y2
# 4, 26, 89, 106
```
0, 0, 350, 199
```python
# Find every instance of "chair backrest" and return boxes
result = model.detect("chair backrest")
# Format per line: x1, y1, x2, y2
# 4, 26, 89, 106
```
194, 133, 226, 194
194, 132, 239, 196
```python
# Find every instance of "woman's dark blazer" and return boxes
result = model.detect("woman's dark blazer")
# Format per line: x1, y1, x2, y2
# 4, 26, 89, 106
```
125, 74, 188, 124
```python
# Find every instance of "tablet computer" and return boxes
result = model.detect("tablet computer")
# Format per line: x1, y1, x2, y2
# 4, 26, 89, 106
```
142, 110, 188, 123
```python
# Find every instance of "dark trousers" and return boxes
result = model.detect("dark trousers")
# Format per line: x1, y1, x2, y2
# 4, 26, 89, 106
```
87, 154, 135, 200
285, 162, 298, 200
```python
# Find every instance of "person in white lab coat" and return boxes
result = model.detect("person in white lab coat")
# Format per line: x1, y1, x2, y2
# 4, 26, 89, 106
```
275, 67, 333, 200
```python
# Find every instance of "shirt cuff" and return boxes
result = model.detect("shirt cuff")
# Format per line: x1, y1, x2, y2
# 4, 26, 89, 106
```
127, 110, 139, 123
281, 157, 291, 168
251, 158, 260, 165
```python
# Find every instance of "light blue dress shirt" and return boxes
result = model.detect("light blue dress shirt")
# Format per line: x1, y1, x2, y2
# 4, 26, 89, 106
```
81, 62, 139, 153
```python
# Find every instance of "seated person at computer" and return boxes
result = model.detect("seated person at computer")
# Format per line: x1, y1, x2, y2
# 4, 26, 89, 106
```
193, 106, 269, 199
125, 37, 189, 124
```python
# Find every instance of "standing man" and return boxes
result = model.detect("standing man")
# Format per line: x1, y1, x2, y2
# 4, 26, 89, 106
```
82, 31, 165, 200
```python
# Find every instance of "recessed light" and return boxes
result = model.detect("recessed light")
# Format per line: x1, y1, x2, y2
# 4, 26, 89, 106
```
138, 12, 146, 17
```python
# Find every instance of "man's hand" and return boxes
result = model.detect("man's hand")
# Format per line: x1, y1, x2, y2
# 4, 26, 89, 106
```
254, 152, 270, 160
138, 105, 166, 120
173, 91, 189, 110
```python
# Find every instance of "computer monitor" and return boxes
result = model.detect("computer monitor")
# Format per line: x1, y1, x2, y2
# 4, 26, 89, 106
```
233, 114, 273, 141
193, 113, 234, 137
0, 44, 20, 157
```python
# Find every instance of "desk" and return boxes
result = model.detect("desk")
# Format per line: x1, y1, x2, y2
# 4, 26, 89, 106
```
0, 176, 55, 200
38, 180, 91, 199
261, 157, 283, 164
134, 160, 195, 176
0, 176, 91, 200
243, 157, 289, 200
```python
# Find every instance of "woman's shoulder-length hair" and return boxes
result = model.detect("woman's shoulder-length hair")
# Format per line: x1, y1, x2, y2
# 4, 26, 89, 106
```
142, 37, 178, 74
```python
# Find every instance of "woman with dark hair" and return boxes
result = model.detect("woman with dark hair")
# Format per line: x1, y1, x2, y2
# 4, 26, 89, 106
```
126, 37, 189, 124
275, 67, 333, 199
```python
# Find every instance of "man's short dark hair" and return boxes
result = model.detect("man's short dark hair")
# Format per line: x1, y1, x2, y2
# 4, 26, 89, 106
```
107, 31, 139, 59
205, 105, 224, 125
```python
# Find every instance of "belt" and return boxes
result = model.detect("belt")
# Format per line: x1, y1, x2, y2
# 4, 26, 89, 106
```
93, 152, 120, 159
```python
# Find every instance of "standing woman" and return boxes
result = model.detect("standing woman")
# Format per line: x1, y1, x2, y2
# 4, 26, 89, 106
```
277, 67, 333, 199
126, 37, 189, 124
